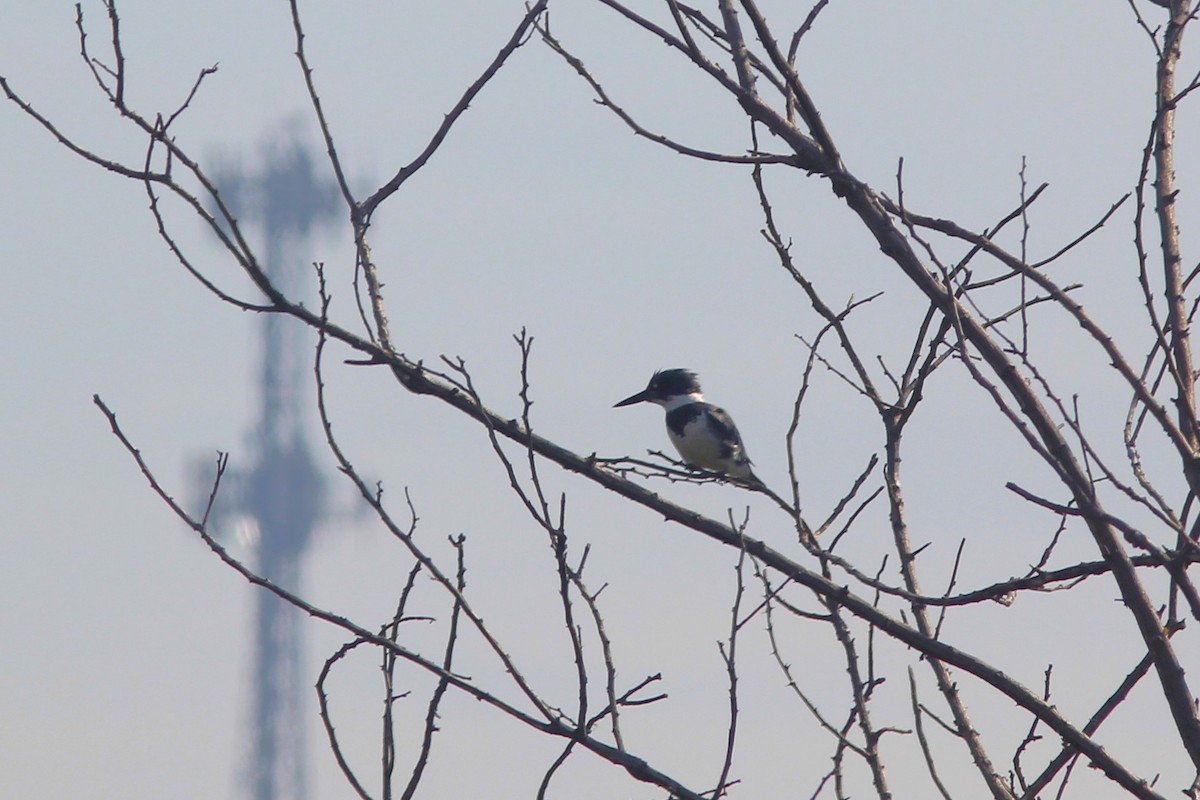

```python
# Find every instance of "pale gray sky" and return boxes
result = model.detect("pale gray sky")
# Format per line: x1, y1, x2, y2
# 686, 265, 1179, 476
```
2, 2, 1193, 798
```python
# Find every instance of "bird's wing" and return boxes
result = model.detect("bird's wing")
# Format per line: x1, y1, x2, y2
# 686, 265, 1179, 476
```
706, 405, 752, 464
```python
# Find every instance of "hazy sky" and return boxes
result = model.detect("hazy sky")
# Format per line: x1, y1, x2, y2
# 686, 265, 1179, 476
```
2, 2, 1194, 798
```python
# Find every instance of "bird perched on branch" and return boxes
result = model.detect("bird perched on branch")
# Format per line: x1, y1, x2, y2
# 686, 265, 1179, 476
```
614, 368, 763, 489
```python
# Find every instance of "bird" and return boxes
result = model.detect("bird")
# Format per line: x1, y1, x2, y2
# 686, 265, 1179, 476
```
614, 368, 763, 488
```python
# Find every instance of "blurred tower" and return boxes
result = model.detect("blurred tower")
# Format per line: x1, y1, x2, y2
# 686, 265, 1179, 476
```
202, 133, 339, 800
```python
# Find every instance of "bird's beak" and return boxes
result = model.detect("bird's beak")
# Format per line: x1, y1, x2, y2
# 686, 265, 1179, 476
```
614, 388, 652, 408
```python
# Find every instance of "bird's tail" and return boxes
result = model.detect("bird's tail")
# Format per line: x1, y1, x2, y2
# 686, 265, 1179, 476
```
741, 470, 790, 510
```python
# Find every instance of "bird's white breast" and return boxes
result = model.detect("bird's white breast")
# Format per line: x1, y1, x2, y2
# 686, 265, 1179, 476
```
667, 411, 753, 478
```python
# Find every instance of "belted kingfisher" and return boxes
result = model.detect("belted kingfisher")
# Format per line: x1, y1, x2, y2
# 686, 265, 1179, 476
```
614, 369, 763, 488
